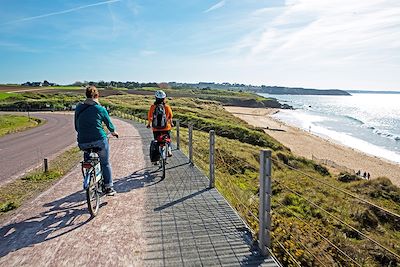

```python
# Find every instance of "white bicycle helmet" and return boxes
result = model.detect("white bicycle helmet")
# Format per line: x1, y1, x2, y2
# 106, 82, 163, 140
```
155, 90, 166, 99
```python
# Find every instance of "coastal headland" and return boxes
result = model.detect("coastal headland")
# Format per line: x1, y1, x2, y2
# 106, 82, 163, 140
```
225, 106, 400, 187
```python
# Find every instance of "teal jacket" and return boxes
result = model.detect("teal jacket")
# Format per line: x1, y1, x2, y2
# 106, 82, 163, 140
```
74, 99, 115, 144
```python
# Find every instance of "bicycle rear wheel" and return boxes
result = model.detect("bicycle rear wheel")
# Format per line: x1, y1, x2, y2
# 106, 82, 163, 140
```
159, 147, 166, 179
162, 158, 166, 179
86, 172, 100, 216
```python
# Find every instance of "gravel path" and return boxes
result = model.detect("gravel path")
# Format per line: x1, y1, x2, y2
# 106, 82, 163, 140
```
0, 112, 76, 185
0, 118, 147, 266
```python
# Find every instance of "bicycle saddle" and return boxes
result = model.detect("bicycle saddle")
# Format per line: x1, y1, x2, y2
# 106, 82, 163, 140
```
83, 147, 101, 153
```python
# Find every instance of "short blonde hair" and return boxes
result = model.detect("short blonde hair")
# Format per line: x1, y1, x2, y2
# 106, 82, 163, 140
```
85, 85, 99, 98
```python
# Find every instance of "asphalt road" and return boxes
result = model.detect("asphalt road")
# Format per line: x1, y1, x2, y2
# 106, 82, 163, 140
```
0, 112, 77, 184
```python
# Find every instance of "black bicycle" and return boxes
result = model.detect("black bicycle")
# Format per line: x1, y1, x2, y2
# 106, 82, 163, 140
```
81, 147, 104, 216
156, 134, 171, 179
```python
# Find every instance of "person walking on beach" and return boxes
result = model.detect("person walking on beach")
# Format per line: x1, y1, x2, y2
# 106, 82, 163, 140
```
367, 172, 370, 180
363, 172, 367, 179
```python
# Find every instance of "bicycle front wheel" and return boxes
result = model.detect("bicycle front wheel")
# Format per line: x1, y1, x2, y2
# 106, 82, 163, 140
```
86, 172, 100, 216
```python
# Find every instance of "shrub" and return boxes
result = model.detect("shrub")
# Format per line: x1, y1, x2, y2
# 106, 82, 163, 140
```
355, 209, 379, 230
338, 172, 360, 182
313, 164, 330, 176
0, 201, 18, 212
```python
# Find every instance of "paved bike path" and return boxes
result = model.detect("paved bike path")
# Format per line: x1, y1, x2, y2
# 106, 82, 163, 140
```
0, 118, 278, 266
0, 118, 148, 266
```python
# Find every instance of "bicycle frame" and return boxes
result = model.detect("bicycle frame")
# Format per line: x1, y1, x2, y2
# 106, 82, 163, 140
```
157, 135, 170, 157
81, 152, 102, 190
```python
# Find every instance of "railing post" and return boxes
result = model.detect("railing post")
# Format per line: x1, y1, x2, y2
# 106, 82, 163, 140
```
209, 130, 215, 188
259, 150, 272, 256
176, 120, 180, 150
188, 123, 193, 164
44, 158, 49, 173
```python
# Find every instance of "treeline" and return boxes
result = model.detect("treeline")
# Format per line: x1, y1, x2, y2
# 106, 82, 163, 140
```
71, 81, 161, 89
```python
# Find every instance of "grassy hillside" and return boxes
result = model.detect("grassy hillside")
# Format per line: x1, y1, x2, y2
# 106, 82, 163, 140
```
0, 89, 398, 266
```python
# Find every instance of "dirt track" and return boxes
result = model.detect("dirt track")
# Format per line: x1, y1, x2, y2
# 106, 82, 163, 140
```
0, 112, 76, 185
0, 118, 147, 266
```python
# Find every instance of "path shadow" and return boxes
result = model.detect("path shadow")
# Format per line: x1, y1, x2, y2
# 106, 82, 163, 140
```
0, 165, 163, 258
165, 162, 190, 171
237, 227, 269, 266
154, 188, 210, 211
0, 189, 96, 258
113, 165, 165, 194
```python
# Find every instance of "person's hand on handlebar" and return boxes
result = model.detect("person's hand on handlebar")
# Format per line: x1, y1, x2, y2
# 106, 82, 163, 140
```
111, 131, 119, 138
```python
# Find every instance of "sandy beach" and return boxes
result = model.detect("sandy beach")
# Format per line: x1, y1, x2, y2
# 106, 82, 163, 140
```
225, 106, 400, 187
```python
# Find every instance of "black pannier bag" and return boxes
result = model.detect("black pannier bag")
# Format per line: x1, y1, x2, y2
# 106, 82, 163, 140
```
150, 140, 160, 162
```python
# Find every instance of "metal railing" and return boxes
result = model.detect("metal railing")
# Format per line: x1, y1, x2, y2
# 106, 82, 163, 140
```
258, 150, 272, 256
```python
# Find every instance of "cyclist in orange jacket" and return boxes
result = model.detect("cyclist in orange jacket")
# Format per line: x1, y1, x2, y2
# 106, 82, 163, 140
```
147, 90, 174, 156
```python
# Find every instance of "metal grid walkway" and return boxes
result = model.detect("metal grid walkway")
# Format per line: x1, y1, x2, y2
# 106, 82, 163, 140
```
130, 120, 278, 266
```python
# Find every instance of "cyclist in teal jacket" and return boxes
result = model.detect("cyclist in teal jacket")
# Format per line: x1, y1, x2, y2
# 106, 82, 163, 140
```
74, 85, 119, 196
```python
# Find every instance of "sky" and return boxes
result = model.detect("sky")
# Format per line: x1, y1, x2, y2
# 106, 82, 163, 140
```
0, 0, 399, 90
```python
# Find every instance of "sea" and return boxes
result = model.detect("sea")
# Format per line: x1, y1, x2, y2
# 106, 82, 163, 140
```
259, 93, 400, 164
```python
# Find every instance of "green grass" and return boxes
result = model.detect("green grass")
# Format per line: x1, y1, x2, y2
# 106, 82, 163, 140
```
0, 92, 21, 100
0, 114, 43, 137
0, 92, 83, 110
0, 84, 20, 86
0, 147, 81, 215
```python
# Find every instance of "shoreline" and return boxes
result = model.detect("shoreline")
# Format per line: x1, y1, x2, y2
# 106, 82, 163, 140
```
225, 106, 400, 187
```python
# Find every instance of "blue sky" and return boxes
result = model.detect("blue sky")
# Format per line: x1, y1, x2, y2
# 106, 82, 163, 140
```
0, 0, 399, 90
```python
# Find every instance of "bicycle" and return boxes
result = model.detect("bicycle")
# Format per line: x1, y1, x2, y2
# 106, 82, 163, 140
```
81, 147, 104, 217
155, 133, 171, 179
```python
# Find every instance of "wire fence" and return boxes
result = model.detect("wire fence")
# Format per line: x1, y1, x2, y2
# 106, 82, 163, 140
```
111, 112, 400, 266
271, 158, 400, 265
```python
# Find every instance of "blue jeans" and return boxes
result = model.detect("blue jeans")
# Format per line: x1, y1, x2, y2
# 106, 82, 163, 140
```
78, 138, 113, 188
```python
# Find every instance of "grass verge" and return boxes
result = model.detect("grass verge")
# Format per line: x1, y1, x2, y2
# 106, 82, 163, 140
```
0, 147, 81, 216
0, 114, 43, 137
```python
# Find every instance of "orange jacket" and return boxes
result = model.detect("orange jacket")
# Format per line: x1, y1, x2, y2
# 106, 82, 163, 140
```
148, 104, 173, 131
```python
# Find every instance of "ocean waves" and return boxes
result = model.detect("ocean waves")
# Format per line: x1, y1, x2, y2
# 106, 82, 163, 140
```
372, 129, 400, 142
271, 92, 400, 164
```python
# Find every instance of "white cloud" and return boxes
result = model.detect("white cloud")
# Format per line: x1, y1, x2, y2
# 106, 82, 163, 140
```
3, 0, 121, 25
204, 0, 226, 13
224, 0, 400, 89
